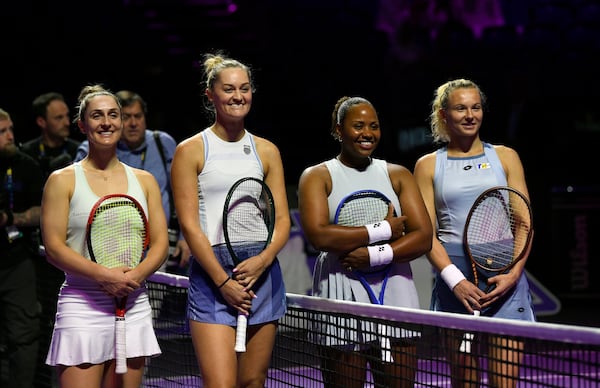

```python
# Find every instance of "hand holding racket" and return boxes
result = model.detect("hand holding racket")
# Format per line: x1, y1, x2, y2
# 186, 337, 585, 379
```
86, 194, 149, 374
460, 186, 533, 352
464, 186, 533, 295
223, 177, 275, 353
334, 189, 400, 362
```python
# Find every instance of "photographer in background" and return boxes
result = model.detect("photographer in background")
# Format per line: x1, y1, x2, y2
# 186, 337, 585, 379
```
0, 108, 43, 388
20, 91, 80, 387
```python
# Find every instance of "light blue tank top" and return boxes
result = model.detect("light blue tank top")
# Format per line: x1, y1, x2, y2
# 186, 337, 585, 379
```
433, 143, 506, 251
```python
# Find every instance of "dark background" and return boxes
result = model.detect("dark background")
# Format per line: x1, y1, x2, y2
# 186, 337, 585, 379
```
2, 0, 599, 326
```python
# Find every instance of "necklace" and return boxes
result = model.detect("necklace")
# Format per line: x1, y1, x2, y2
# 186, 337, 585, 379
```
83, 160, 119, 181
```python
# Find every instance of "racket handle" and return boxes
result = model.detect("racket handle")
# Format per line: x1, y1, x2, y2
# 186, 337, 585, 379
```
115, 316, 127, 374
459, 310, 480, 353
235, 313, 248, 352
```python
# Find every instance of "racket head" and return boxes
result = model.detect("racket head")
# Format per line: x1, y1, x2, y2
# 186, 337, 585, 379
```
464, 186, 533, 273
334, 189, 394, 227
334, 190, 394, 276
86, 194, 149, 268
223, 177, 275, 264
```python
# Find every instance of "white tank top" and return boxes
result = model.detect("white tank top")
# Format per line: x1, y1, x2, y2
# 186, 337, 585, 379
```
325, 157, 401, 222
198, 128, 263, 245
66, 162, 147, 282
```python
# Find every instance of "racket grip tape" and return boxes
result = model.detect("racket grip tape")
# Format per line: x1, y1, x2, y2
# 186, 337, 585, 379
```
235, 313, 248, 352
115, 317, 127, 374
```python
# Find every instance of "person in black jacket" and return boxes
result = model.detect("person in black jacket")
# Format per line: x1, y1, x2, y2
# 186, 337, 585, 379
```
20, 92, 80, 182
0, 107, 43, 388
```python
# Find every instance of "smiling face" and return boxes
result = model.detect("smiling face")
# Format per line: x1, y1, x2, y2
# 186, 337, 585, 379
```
337, 102, 380, 167
206, 67, 252, 122
441, 87, 483, 140
79, 94, 122, 148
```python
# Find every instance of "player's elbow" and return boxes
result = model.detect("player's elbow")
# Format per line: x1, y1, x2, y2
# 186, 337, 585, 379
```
412, 231, 433, 257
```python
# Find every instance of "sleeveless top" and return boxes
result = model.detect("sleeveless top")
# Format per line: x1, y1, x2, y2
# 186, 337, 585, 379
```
431, 143, 535, 320
67, 162, 148, 284
198, 128, 263, 245
313, 157, 418, 308
433, 142, 505, 254
326, 158, 401, 223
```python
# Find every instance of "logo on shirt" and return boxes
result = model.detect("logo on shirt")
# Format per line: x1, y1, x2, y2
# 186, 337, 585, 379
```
477, 163, 491, 170
463, 165, 472, 171
243, 145, 251, 155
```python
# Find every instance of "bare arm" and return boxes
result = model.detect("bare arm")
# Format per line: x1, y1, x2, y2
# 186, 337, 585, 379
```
171, 135, 225, 286
339, 164, 433, 270
481, 145, 534, 303
414, 152, 486, 312
41, 167, 140, 297
298, 163, 371, 253
127, 169, 169, 282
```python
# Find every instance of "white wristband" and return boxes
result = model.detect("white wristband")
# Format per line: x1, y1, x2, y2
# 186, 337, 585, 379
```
368, 244, 394, 267
440, 264, 466, 290
366, 220, 392, 244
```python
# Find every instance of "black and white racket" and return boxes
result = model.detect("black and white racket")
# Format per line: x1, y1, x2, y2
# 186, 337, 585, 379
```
465, 186, 533, 294
86, 194, 149, 374
223, 177, 275, 353
334, 189, 395, 362
460, 186, 533, 352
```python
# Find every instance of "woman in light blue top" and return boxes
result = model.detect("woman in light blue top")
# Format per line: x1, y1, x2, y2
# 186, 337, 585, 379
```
414, 78, 535, 388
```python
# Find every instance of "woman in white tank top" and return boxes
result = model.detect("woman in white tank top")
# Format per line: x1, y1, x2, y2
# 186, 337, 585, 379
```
298, 96, 433, 388
170, 52, 290, 387
41, 85, 169, 388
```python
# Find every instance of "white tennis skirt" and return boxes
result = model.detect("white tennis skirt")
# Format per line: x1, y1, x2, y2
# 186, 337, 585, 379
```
46, 275, 161, 366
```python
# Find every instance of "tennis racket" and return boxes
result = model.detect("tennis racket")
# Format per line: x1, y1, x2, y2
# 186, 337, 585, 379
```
333, 189, 396, 362
223, 177, 275, 353
86, 194, 149, 374
460, 186, 533, 352
464, 186, 533, 294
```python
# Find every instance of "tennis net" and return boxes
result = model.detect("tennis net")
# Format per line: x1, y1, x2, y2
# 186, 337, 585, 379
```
144, 271, 600, 387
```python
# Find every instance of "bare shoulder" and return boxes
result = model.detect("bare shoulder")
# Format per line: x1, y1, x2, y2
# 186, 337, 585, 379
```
300, 162, 329, 181
130, 166, 154, 180
298, 161, 331, 196
386, 162, 412, 181
253, 133, 281, 156
44, 164, 75, 197
176, 133, 204, 153
493, 144, 521, 162
414, 150, 437, 174
46, 164, 75, 185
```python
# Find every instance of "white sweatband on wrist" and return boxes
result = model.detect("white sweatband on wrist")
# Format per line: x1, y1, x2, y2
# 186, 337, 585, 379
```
368, 244, 394, 267
366, 220, 392, 244
440, 264, 466, 290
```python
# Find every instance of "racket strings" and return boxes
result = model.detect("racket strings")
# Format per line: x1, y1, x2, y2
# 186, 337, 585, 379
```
336, 197, 390, 227
89, 199, 147, 268
225, 181, 273, 244
467, 191, 532, 271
